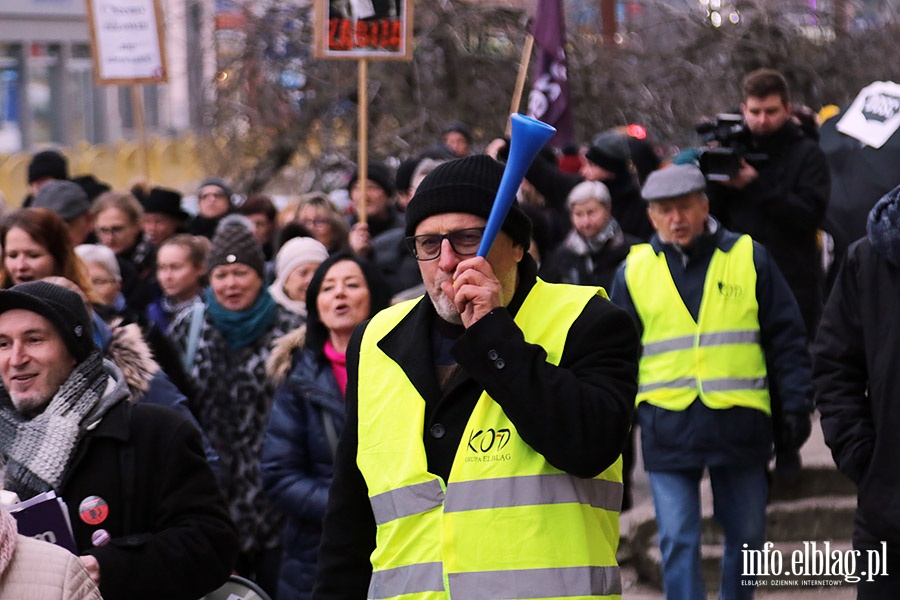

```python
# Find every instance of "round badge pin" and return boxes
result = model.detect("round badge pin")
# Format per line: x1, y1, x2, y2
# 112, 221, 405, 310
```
91, 529, 111, 547
79, 496, 109, 525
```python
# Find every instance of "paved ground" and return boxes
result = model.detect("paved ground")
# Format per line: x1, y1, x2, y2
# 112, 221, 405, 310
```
622, 414, 858, 599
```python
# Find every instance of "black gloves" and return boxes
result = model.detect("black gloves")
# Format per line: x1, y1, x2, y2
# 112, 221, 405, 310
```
780, 412, 812, 451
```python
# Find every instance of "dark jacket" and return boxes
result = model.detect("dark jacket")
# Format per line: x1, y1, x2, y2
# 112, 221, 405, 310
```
61, 398, 238, 600
313, 255, 639, 599
609, 221, 813, 471
812, 234, 900, 548
540, 222, 642, 291
261, 327, 345, 600
707, 119, 830, 337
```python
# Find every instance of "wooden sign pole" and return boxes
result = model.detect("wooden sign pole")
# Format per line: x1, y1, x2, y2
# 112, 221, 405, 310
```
507, 33, 535, 136
357, 58, 368, 224
130, 84, 150, 181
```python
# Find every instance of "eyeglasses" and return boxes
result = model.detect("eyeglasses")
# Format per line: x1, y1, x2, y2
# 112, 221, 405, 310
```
91, 277, 118, 287
300, 218, 330, 228
96, 226, 128, 237
405, 227, 485, 261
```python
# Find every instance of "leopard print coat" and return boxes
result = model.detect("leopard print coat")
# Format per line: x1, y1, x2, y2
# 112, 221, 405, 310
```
168, 303, 303, 555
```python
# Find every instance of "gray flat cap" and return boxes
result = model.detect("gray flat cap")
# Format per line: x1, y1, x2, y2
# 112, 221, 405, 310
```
641, 164, 707, 202
33, 179, 91, 221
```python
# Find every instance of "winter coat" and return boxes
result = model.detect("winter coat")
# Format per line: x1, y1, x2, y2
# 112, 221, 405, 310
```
707, 119, 830, 337
610, 220, 813, 471
168, 304, 302, 556
314, 255, 639, 599
0, 535, 101, 599
812, 189, 900, 548
99, 316, 221, 474
59, 364, 238, 600
540, 223, 642, 291
261, 327, 345, 600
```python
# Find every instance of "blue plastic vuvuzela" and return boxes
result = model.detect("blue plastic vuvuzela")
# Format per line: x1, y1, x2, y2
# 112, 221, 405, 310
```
477, 114, 557, 258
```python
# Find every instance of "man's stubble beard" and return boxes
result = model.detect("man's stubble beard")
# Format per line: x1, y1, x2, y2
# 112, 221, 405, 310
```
426, 276, 463, 325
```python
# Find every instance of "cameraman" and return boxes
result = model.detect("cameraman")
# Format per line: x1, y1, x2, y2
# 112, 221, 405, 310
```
707, 68, 830, 341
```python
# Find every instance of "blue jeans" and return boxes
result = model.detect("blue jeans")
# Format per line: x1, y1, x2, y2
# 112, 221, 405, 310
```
648, 465, 768, 600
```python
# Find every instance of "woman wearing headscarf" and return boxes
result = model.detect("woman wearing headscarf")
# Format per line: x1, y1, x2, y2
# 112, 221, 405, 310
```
261, 252, 390, 600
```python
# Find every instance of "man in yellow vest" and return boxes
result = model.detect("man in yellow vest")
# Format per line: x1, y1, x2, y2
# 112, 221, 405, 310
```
609, 164, 813, 600
314, 154, 640, 599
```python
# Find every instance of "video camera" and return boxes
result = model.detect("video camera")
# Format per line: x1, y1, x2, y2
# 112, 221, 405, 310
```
695, 114, 767, 181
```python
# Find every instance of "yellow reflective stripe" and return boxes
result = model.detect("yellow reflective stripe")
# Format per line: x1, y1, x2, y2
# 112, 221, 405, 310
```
444, 474, 623, 513
447, 565, 622, 599
367, 562, 445, 599
638, 376, 767, 394
370, 479, 445, 526
641, 330, 761, 357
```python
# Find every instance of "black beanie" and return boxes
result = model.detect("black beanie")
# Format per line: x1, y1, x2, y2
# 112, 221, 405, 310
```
0, 281, 95, 363
207, 215, 266, 280
28, 150, 69, 184
585, 131, 631, 174
405, 155, 532, 250
348, 161, 396, 198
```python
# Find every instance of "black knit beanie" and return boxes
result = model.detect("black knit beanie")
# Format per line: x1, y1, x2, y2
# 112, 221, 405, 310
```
27, 150, 69, 184
0, 281, 95, 363
348, 161, 396, 198
207, 216, 266, 280
405, 155, 532, 250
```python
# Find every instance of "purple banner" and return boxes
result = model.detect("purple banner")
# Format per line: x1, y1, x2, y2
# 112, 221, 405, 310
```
526, 0, 573, 148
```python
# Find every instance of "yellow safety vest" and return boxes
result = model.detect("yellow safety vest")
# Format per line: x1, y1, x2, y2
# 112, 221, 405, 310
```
357, 279, 623, 600
624, 235, 770, 414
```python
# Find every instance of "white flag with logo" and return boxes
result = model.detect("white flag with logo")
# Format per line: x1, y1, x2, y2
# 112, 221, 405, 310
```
836, 81, 900, 149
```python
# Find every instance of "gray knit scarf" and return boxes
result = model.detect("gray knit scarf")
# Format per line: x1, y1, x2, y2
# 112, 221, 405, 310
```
0, 351, 128, 500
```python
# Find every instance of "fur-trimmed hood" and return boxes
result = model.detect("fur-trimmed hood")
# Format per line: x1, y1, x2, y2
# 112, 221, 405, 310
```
106, 318, 160, 398
266, 324, 308, 386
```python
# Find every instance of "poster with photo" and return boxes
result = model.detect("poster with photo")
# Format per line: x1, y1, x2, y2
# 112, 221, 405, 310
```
314, 0, 413, 60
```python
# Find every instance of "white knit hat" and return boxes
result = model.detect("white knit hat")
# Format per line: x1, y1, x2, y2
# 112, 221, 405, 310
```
274, 237, 330, 282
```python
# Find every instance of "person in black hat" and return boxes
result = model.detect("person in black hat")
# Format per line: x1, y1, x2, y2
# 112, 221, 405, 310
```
167, 216, 302, 597
140, 186, 189, 246
347, 160, 403, 258
0, 281, 238, 600
314, 154, 639, 599
609, 164, 812, 600
442, 121, 473, 158
25, 149, 69, 203
191, 178, 234, 240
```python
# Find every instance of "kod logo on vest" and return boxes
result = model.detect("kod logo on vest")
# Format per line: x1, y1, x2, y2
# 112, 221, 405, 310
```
466, 428, 513, 463
717, 281, 743, 298
862, 93, 900, 123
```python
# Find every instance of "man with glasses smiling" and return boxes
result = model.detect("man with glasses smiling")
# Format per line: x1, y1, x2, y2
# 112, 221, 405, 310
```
315, 154, 640, 599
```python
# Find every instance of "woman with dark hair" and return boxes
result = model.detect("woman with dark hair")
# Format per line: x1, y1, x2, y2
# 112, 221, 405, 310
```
261, 252, 390, 600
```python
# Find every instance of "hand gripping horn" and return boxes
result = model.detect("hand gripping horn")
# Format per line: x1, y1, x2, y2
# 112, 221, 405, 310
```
477, 114, 556, 258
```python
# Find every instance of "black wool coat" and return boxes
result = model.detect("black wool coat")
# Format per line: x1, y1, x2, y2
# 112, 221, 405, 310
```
812, 237, 900, 549
60, 401, 239, 600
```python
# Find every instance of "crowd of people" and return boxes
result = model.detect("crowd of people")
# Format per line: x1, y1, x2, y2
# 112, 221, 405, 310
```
0, 66, 895, 600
